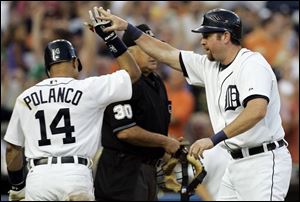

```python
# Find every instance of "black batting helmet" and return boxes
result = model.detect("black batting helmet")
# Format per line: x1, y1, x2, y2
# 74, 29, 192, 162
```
44, 39, 82, 77
192, 8, 242, 41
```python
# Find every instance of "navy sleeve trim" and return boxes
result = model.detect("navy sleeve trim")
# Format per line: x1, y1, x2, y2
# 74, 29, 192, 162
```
179, 52, 188, 77
242, 94, 269, 107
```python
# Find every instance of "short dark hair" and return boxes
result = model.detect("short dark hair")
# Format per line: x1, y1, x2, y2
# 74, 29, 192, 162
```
216, 32, 241, 45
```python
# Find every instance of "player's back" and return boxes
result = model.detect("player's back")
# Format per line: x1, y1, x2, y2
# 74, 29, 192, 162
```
9, 71, 131, 160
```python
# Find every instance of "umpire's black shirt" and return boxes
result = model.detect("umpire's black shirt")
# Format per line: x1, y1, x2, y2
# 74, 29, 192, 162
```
101, 72, 171, 159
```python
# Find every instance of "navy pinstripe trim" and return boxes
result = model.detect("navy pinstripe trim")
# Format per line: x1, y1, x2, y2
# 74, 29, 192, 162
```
218, 71, 233, 121
270, 150, 275, 201
112, 122, 137, 133
242, 94, 269, 108
179, 52, 188, 77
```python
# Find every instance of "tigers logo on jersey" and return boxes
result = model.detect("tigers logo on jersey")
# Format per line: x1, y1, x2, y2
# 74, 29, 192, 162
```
225, 85, 241, 111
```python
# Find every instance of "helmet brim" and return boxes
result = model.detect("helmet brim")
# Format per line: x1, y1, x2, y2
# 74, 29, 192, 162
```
191, 26, 227, 33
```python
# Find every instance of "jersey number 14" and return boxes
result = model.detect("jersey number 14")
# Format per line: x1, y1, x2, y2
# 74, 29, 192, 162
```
35, 108, 75, 146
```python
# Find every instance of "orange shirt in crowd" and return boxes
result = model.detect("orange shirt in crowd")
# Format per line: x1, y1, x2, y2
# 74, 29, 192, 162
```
165, 82, 195, 140
243, 28, 285, 66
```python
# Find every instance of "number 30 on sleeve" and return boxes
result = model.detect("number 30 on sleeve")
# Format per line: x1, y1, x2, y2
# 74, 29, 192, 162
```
113, 104, 133, 120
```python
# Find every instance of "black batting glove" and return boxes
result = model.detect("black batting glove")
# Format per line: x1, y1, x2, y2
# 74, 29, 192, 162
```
88, 7, 117, 43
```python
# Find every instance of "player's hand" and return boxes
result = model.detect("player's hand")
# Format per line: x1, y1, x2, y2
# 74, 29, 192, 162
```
164, 137, 180, 155
84, 7, 117, 43
8, 187, 25, 201
188, 138, 214, 159
96, 7, 128, 32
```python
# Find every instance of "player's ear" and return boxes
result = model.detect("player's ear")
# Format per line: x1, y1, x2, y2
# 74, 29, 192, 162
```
223, 31, 231, 44
72, 58, 77, 70
73, 58, 82, 72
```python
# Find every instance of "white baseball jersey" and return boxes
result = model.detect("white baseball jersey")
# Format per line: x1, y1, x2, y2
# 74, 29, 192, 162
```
180, 48, 284, 149
4, 70, 132, 159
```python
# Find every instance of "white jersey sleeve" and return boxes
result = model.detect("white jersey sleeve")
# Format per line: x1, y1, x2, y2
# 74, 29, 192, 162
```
180, 51, 207, 86
237, 53, 273, 106
86, 70, 132, 107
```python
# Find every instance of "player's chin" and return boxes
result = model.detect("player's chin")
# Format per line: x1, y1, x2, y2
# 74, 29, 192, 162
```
207, 54, 215, 61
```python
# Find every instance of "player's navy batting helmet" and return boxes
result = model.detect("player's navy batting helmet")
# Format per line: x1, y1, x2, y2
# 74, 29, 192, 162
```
44, 39, 82, 77
192, 8, 242, 40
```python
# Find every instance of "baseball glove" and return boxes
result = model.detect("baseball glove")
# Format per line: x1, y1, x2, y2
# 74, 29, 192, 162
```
162, 157, 181, 192
187, 154, 203, 176
159, 147, 205, 193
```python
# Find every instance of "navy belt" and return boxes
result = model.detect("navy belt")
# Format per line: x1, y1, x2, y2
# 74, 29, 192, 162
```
230, 139, 285, 159
32, 156, 88, 166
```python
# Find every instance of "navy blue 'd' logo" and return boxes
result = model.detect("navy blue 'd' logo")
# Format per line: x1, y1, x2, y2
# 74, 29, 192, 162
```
225, 85, 241, 111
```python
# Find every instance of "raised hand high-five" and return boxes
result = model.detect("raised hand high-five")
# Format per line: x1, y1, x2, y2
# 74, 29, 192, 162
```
85, 7, 117, 43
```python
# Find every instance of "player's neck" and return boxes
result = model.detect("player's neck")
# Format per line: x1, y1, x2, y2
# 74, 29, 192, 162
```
220, 45, 242, 66
51, 74, 74, 78
50, 64, 76, 78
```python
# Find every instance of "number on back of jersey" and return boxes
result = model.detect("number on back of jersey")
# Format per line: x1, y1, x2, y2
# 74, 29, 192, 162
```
36, 108, 75, 146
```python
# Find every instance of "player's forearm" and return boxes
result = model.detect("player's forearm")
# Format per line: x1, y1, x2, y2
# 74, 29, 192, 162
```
6, 143, 26, 192
6, 143, 24, 171
96, 7, 181, 71
87, 7, 141, 82
223, 99, 267, 138
135, 34, 182, 71
117, 126, 169, 148
116, 51, 141, 83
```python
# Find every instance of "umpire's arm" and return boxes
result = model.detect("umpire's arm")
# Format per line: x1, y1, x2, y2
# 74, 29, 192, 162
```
117, 126, 180, 155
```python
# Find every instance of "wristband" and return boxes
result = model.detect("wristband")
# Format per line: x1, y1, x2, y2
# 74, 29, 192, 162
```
8, 169, 25, 190
210, 130, 228, 146
126, 23, 144, 41
11, 181, 25, 191
106, 37, 128, 58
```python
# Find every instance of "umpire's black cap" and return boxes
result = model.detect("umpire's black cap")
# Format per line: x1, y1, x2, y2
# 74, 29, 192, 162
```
122, 24, 155, 47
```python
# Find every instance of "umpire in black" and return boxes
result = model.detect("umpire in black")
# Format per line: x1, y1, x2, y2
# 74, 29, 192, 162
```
94, 24, 181, 201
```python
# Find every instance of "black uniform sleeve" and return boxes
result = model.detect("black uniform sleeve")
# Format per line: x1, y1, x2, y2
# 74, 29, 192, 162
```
106, 78, 144, 134
105, 100, 136, 134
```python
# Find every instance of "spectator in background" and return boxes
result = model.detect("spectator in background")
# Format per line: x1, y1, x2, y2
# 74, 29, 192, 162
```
243, 11, 293, 68
285, 79, 299, 186
165, 68, 195, 140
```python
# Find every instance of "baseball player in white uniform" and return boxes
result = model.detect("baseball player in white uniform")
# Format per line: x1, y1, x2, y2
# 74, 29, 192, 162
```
97, 7, 292, 201
4, 7, 141, 201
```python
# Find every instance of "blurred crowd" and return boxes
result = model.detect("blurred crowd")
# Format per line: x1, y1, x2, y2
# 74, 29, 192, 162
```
1, 1, 299, 200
